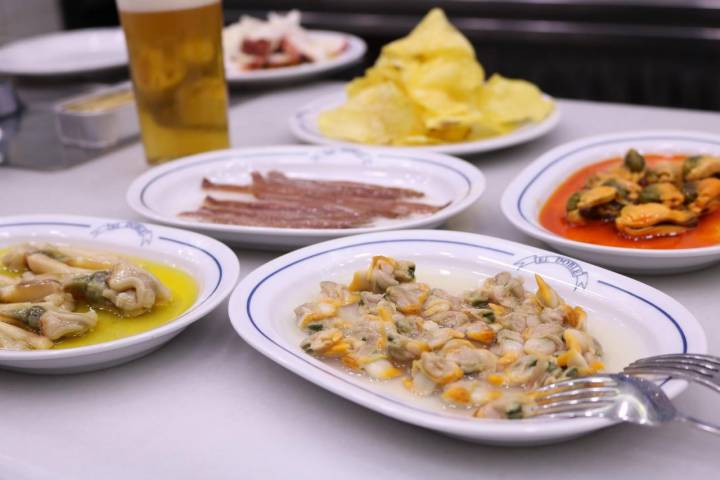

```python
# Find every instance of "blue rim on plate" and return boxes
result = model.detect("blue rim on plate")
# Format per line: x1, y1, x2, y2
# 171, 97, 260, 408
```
0, 216, 242, 365
289, 91, 562, 155
0, 221, 223, 312
516, 134, 720, 225
138, 150, 475, 213
242, 237, 688, 422
127, 146, 487, 249
501, 129, 720, 274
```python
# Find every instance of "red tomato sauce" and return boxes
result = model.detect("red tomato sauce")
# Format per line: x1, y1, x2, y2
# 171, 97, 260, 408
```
539, 154, 720, 249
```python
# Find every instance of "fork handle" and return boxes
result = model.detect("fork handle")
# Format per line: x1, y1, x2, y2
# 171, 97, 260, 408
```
676, 415, 720, 436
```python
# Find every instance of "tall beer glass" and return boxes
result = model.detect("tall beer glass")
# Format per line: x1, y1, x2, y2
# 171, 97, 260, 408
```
116, 0, 229, 164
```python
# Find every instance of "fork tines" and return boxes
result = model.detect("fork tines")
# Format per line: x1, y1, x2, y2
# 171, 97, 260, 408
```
529, 375, 619, 418
625, 354, 720, 375
624, 353, 720, 393
627, 354, 719, 371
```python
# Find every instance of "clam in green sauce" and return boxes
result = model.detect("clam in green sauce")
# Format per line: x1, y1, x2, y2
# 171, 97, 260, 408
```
294, 256, 606, 419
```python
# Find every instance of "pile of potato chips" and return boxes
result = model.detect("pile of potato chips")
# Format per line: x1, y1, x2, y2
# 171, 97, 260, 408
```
318, 8, 554, 146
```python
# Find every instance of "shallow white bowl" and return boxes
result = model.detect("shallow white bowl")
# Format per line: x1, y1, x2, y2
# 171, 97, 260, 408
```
501, 130, 720, 274
0, 28, 127, 76
127, 145, 485, 249
0, 214, 240, 374
289, 90, 561, 156
225, 31, 366, 86
228, 229, 706, 445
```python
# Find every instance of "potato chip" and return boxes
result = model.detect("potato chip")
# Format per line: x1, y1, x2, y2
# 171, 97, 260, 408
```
382, 8, 476, 61
318, 82, 424, 145
474, 74, 554, 125
318, 8, 554, 146
403, 56, 484, 115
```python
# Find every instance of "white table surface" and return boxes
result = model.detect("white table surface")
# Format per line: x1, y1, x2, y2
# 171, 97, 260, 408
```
1, 82, 719, 479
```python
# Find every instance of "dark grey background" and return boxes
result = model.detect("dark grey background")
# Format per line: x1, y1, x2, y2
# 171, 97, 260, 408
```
59, 0, 720, 111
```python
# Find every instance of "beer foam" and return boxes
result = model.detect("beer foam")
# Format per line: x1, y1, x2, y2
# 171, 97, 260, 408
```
116, 0, 218, 12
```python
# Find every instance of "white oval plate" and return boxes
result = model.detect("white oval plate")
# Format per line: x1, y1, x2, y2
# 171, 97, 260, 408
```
289, 90, 561, 155
225, 31, 366, 86
501, 130, 720, 274
127, 146, 486, 249
0, 28, 127, 76
0, 214, 240, 374
228, 229, 706, 445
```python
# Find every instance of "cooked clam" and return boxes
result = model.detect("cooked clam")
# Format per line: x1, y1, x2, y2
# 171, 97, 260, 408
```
534, 274, 560, 308
0, 242, 177, 351
386, 282, 429, 315
683, 155, 720, 181
637, 182, 684, 208
561, 150, 720, 242
524, 323, 564, 356
567, 185, 623, 224
441, 339, 497, 373
615, 203, 698, 238
602, 178, 640, 200
685, 177, 720, 214
506, 355, 548, 387
0, 278, 63, 303
645, 161, 683, 185
296, 256, 604, 419
348, 256, 415, 293
104, 261, 171, 316
0, 301, 97, 341
58, 261, 170, 317
417, 351, 464, 385
3, 242, 117, 273
0, 321, 53, 350
577, 186, 617, 210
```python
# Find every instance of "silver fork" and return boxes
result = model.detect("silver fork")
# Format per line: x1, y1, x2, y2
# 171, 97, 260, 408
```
624, 353, 720, 393
528, 373, 720, 435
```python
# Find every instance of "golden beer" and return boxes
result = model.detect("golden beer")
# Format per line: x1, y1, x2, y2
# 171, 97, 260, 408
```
117, 0, 229, 164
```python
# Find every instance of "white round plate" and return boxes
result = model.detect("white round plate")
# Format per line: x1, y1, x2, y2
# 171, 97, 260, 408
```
224, 32, 366, 86
0, 28, 127, 76
0, 214, 240, 374
289, 90, 561, 155
127, 146, 486, 249
228, 229, 706, 445
501, 130, 720, 274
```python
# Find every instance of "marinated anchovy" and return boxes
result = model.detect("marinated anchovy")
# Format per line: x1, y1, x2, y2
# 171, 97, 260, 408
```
295, 256, 604, 419
179, 172, 446, 229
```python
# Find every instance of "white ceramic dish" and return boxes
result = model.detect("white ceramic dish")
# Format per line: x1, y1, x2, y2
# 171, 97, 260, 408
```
228, 229, 706, 445
0, 214, 240, 374
54, 82, 138, 149
501, 130, 720, 274
0, 28, 127, 76
289, 90, 561, 156
127, 146, 486, 249
224, 31, 366, 86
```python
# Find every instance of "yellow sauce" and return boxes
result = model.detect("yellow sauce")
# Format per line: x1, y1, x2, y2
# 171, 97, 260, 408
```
0, 250, 197, 349
63, 89, 134, 113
